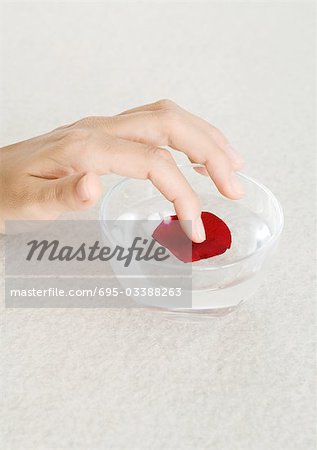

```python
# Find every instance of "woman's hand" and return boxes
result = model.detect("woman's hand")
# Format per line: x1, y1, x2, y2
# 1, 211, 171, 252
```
0, 99, 244, 241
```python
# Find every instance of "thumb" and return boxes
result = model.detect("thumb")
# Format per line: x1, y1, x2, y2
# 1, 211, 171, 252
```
38, 172, 102, 216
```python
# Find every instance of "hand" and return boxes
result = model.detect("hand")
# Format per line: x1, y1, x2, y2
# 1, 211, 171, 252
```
0, 99, 244, 241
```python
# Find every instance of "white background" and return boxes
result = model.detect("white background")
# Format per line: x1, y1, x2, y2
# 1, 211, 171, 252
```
0, 1, 316, 449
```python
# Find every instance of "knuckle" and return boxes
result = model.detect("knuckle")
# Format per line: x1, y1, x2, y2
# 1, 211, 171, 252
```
155, 98, 179, 111
61, 128, 90, 149
156, 107, 183, 129
208, 147, 231, 170
155, 108, 184, 145
210, 126, 227, 144
149, 147, 174, 163
216, 147, 230, 164
76, 116, 99, 127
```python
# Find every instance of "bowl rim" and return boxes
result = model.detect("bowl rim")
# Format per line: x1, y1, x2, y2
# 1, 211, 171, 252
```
99, 164, 284, 271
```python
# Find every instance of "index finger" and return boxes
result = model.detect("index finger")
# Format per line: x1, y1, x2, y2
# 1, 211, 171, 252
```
68, 134, 206, 243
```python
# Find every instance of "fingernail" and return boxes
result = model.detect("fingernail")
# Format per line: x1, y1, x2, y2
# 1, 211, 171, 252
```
76, 174, 90, 202
193, 216, 206, 242
225, 144, 244, 165
230, 173, 244, 197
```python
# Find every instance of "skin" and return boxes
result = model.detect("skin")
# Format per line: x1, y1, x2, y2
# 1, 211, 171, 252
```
0, 99, 244, 241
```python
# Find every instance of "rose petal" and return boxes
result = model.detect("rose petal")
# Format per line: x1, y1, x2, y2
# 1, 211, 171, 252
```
152, 211, 232, 263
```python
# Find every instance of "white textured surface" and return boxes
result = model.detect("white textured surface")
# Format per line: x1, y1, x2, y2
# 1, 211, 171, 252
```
0, 2, 316, 449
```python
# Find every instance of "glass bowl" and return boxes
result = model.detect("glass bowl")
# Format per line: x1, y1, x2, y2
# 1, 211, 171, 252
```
100, 164, 284, 316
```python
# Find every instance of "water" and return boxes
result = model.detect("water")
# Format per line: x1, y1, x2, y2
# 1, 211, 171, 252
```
109, 194, 273, 314
116, 194, 272, 266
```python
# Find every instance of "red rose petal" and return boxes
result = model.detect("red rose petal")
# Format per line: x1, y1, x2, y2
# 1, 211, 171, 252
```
152, 211, 232, 263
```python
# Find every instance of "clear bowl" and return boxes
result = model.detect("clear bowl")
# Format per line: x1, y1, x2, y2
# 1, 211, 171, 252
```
100, 164, 284, 316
